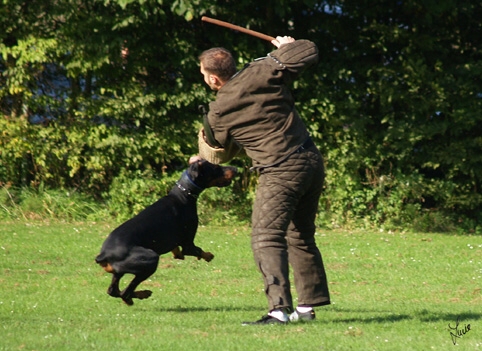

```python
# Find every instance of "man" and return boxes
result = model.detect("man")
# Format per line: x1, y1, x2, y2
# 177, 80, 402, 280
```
191, 35, 330, 324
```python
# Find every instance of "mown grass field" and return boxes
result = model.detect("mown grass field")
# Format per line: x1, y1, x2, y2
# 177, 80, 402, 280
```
1, 221, 481, 350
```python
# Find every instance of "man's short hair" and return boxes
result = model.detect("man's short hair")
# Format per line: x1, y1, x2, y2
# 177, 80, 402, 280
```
199, 47, 237, 82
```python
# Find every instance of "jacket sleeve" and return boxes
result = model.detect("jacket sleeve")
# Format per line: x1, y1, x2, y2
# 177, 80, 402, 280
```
268, 39, 319, 80
198, 128, 245, 164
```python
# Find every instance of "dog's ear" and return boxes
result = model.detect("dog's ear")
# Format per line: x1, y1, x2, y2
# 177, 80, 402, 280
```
188, 159, 202, 178
195, 159, 207, 170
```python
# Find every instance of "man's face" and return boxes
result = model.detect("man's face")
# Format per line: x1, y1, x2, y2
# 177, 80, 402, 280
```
200, 62, 220, 91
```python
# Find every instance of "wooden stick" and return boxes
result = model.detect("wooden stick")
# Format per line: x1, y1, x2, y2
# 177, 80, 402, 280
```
201, 16, 275, 42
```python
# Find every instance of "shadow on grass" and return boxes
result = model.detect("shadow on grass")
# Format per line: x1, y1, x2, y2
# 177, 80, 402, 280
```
417, 310, 482, 323
155, 305, 263, 313
136, 304, 482, 325
326, 306, 482, 324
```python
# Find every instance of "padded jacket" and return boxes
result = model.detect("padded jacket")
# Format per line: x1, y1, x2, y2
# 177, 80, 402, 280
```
206, 39, 319, 169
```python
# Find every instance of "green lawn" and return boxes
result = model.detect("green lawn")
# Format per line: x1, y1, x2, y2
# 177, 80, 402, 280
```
1, 221, 481, 350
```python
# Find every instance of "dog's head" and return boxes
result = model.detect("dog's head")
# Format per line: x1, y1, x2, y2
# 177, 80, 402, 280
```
187, 159, 237, 189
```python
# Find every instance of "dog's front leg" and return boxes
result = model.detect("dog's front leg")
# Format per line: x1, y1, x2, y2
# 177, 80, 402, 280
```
199, 251, 214, 262
181, 245, 214, 262
171, 246, 184, 260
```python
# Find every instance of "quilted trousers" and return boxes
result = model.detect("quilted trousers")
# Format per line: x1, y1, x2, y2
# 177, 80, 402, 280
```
251, 145, 330, 312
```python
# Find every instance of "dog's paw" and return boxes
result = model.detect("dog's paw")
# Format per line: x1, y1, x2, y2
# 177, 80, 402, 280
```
200, 251, 214, 262
133, 290, 152, 300
107, 286, 121, 298
122, 297, 134, 306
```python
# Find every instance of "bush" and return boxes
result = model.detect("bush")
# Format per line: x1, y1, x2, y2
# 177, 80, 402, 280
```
105, 164, 254, 225
0, 184, 106, 221
105, 169, 177, 222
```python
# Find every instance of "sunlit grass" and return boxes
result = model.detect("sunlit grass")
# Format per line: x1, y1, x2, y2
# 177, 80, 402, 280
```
1, 221, 481, 350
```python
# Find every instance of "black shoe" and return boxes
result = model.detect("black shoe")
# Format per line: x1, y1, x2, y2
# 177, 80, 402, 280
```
242, 314, 288, 325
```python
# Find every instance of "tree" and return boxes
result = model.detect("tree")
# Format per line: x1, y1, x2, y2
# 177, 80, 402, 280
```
1, 0, 481, 229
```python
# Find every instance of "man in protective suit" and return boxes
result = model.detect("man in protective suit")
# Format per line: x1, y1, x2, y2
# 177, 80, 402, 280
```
191, 35, 330, 324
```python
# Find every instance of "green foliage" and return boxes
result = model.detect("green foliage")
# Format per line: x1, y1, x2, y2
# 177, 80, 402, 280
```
0, 184, 106, 221
106, 162, 254, 225
1, 0, 481, 230
307, 0, 482, 230
193, 159, 255, 226
106, 169, 177, 221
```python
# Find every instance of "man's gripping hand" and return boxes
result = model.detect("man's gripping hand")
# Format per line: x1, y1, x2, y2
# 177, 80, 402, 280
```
271, 35, 295, 48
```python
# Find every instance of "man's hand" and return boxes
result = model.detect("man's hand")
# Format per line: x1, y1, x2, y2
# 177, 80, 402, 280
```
271, 35, 295, 48
189, 155, 202, 164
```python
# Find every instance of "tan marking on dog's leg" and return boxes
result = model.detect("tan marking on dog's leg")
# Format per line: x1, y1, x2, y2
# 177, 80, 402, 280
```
172, 246, 184, 259
99, 262, 115, 273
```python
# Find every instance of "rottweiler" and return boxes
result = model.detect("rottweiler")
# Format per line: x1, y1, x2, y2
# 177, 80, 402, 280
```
95, 159, 237, 305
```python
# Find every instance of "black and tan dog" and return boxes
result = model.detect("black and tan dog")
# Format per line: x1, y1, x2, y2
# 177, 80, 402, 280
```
95, 159, 237, 305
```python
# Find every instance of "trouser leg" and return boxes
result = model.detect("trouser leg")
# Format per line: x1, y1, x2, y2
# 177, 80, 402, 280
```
251, 147, 330, 311
251, 171, 293, 311
286, 162, 330, 306
251, 149, 330, 310
287, 147, 330, 306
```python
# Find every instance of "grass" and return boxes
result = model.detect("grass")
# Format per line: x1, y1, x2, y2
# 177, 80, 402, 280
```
1, 221, 481, 350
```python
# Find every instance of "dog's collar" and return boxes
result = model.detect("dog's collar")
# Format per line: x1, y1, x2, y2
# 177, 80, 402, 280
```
175, 171, 204, 198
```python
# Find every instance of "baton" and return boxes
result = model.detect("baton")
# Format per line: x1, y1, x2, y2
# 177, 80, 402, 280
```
201, 16, 276, 43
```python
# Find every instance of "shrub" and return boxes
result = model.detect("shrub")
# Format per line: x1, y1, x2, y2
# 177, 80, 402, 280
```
0, 183, 106, 221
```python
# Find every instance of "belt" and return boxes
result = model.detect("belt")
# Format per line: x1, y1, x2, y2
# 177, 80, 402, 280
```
252, 137, 316, 172
295, 137, 315, 153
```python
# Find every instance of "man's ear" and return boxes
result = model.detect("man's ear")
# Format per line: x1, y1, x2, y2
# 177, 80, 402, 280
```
210, 74, 225, 89
209, 74, 218, 85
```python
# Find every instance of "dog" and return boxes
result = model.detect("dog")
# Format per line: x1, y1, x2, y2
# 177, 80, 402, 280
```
95, 159, 237, 305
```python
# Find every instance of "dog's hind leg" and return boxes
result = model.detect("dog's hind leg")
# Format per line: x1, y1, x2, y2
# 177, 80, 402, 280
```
116, 246, 159, 305
120, 275, 153, 306
107, 273, 124, 298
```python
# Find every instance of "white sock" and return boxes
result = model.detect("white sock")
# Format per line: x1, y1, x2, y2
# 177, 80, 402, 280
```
296, 306, 313, 313
268, 309, 289, 322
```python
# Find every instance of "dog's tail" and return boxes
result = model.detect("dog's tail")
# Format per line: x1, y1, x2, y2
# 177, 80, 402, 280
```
95, 252, 107, 264
95, 252, 116, 273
